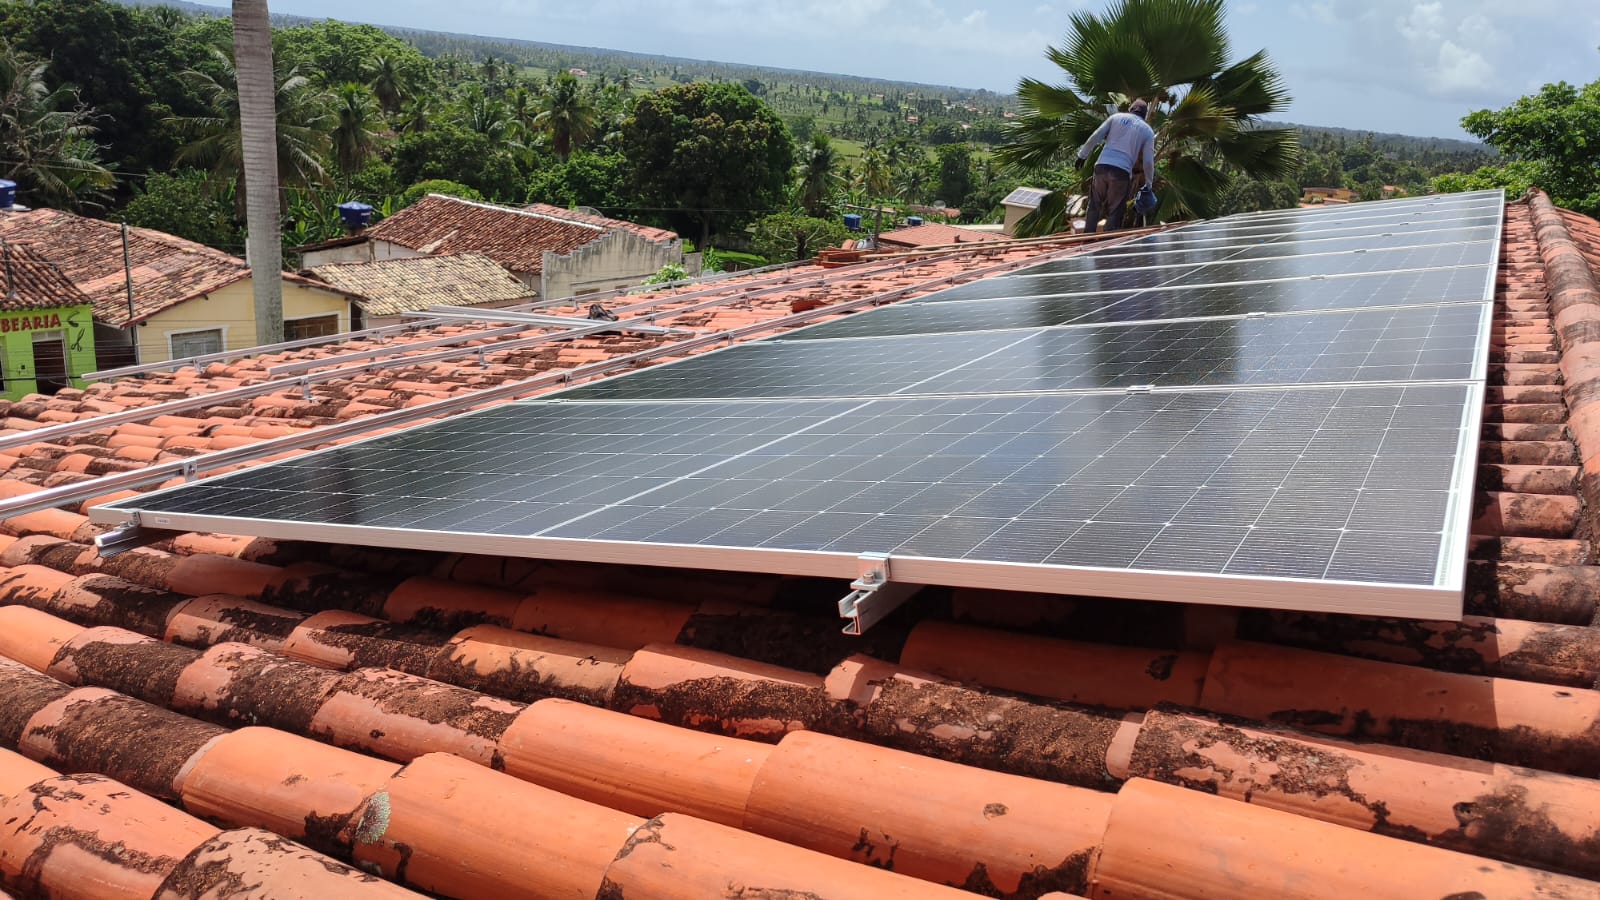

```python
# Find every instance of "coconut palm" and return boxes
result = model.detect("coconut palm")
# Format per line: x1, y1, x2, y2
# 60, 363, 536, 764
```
366, 54, 410, 115
331, 82, 381, 183
534, 72, 598, 162
232, 0, 284, 343
0, 41, 113, 210
795, 133, 841, 217
459, 85, 513, 141
396, 94, 435, 135
171, 47, 333, 204
995, 0, 1297, 233
859, 147, 891, 198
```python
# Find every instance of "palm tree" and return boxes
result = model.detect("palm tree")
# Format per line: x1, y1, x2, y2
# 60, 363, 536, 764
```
795, 133, 841, 217
459, 85, 513, 141
859, 147, 891, 198
397, 94, 435, 135
231, 0, 284, 343
171, 47, 332, 207
506, 85, 539, 142
895, 164, 930, 205
534, 72, 598, 162
995, 0, 1297, 233
367, 54, 409, 115
331, 83, 381, 183
0, 41, 113, 210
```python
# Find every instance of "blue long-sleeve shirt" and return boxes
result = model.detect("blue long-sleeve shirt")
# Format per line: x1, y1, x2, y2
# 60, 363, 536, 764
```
1077, 113, 1156, 187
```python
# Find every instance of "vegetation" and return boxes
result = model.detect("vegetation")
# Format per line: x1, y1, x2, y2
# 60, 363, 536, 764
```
751, 213, 851, 263
996, 0, 1298, 233
0, 0, 1515, 287
1436, 72, 1600, 217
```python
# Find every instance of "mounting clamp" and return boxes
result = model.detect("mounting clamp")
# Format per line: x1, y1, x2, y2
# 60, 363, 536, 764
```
837, 552, 921, 636
94, 515, 168, 558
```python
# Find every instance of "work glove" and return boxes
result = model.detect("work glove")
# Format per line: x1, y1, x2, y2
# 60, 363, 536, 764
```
1074, 157, 1085, 170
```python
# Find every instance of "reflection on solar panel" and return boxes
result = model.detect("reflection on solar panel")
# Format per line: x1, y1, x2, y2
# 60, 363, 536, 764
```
784, 266, 1492, 340
95, 190, 1504, 619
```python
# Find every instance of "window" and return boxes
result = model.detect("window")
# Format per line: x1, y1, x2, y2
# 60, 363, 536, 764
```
169, 328, 223, 359
285, 314, 341, 341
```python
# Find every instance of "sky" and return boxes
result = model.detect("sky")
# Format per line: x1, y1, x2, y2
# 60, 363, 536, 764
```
190, 0, 1600, 139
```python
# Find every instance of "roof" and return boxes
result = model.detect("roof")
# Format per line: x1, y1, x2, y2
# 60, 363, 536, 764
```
365, 195, 613, 275
0, 240, 92, 312
0, 209, 344, 326
522, 202, 680, 244
1002, 186, 1052, 208
0, 199, 1598, 896
876, 222, 1007, 249
304, 254, 535, 318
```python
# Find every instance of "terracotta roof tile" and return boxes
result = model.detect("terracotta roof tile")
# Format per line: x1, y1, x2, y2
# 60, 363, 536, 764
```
0, 240, 91, 312
364, 194, 609, 275
876, 222, 1008, 248
523, 201, 680, 244
0, 198, 1598, 896
0, 208, 345, 326
304, 253, 535, 317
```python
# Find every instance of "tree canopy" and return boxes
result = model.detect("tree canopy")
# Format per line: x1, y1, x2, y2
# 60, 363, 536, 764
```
1444, 75, 1600, 217
622, 81, 794, 247
995, 0, 1298, 233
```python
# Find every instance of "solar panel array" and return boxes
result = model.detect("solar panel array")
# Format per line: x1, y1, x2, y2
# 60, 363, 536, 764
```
98, 190, 1505, 618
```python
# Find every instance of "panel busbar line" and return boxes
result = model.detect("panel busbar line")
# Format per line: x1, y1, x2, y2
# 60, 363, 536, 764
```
98, 384, 1482, 618
91, 191, 1506, 620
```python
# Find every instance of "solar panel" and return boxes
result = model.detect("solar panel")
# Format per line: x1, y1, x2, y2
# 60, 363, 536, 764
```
562, 304, 1488, 400
104, 384, 1480, 615
783, 266, 1493, 340
93, 191, 1503, 619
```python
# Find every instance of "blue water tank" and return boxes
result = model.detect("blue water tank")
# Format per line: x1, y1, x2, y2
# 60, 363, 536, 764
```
906, 215, 924, 226
843, 213, 863, 231
338, 201, 375, 230
0, 180, 16, 209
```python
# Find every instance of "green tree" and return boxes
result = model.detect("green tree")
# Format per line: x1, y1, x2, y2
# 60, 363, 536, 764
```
622, 81, 794, 247
1431, 160, 1543, 204
0, 39, 114, 210
795, 133, 842, 217
1455, 77, 1600, 216
366, 54, 414, 116
275, 20, 429, 90
170, 47, 333, 207
535, 72, 599, 162
330, 82, 382, 182
934, 144, 974, 209
751, 212, 850, 262
392, 126, 522, 201
398, 179, 484, 208
996, 0, 1297, 233
525, 151, 627, 209
119, 169, 241, 251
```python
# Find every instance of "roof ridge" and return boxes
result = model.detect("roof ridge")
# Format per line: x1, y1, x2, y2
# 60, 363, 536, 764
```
423, 194, 605, 232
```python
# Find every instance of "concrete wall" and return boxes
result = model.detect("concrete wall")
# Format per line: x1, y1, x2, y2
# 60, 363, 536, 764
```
541, 230, 685, 302
300, 239, 425, 269
137, 278, 353, 364
0, 305, 97, 399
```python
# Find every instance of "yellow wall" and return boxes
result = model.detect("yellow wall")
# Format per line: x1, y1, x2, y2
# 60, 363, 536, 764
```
136, 277, 353, 364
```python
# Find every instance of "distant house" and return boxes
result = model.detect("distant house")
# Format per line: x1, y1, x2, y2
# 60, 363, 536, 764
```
297, 195, 686, 304
0, 208, 357, 369
302, 254, 536, 327
876, 223, 1007, 250
1302, 187, 1356, 205
0, 240, 96, 398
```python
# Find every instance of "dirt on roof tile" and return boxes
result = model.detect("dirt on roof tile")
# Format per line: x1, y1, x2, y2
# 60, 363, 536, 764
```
364, 195, 610, 275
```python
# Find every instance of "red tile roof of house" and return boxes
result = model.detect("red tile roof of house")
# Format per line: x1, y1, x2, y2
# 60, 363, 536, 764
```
364, 195, 613, 276
0, 197, 1598, 897
0, 240, 92, 312
0, 208, 345, 327
522, 202, 680, 244
303, 254, 534, 318
876, 222, 1007, 249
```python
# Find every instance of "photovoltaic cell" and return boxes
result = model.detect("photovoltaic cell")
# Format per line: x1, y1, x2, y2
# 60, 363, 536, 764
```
786, 266, 1492, 339
563, 304, 1487, 400
107, 385, 1476, 589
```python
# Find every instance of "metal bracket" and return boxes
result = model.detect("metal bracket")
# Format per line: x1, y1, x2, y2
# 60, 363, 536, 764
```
93, 518, 168, 558
1124, 384, 1154, 394
837, 552, 921, 636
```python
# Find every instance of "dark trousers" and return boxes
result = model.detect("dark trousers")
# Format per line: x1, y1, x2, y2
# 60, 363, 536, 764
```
1085, 164, 1132, 233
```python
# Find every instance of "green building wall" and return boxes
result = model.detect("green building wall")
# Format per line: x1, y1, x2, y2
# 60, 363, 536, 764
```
0, 305, 97, 400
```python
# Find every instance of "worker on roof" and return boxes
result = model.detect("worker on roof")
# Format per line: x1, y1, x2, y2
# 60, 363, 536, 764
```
1075, 99, 1156, 234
